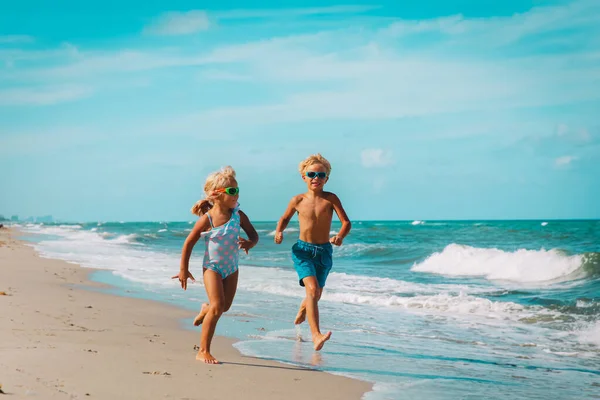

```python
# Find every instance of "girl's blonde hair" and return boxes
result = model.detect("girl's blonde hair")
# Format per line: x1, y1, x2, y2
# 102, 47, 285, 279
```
191, 166, 237, 216
298, 153, 332, 176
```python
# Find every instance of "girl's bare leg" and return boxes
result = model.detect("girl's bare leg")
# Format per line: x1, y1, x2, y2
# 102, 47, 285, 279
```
193, 302, 210, 326
223, 270, 239, 313
197, 269, 224, 364
194, 270, 238, 325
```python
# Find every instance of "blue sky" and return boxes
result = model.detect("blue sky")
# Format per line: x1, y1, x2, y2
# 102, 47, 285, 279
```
1, 0, 599, 222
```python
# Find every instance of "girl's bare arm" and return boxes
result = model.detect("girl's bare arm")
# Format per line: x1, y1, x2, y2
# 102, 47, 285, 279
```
239, 210, 259, 251
180, 215, 210, 273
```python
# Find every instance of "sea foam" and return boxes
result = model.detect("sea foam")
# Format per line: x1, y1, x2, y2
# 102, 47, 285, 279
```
577, 321, 600, 347
411, 244, 585, 284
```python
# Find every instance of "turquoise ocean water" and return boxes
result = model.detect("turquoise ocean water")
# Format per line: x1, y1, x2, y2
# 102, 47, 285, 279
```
15, 219, 600, 399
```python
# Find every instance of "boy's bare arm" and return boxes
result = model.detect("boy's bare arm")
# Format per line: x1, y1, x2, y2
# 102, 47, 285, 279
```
329, 193, 351, 245
274, 196, 300, 244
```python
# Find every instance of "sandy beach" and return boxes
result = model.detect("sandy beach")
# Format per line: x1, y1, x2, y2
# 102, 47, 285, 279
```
0, 228, 372, 399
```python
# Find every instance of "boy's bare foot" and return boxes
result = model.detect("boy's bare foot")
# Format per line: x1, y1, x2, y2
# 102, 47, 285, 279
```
313, 331, 331, 351
311, 352, 323, 366
294, 307, 306, 325
196, 350, 219, 364
193, 303, 209, 326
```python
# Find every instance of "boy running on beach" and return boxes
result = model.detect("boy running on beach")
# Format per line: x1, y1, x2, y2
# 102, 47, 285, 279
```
274, 153, 351, 351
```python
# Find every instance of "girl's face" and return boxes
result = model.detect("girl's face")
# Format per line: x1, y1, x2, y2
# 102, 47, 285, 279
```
302, 163, 329, 190
214, 179, 239, 208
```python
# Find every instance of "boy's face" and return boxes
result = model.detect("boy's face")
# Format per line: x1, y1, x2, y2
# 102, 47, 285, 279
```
302, 163, 329, 190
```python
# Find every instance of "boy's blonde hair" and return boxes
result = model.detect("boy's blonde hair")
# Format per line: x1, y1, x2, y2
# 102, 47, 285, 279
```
298, 153, 332, 176
191, 166, 237, 216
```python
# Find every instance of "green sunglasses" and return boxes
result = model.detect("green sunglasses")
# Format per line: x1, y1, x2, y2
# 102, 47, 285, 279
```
217, 187, 239, 196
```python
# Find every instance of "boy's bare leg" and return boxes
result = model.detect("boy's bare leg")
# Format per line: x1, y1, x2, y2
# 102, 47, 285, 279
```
302, 277, 331, 351
294, 298, 306, 324
197, 269, 225, 364
295, 287, 322, 325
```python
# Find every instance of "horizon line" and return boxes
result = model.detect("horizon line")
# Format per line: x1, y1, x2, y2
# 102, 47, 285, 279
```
4, 218, 600, 224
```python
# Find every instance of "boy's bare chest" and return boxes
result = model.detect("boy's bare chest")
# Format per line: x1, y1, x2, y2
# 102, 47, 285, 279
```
297, 199, 332, 220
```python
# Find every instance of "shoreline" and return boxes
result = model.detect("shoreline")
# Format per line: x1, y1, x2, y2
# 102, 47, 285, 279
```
0, 228, 373, 399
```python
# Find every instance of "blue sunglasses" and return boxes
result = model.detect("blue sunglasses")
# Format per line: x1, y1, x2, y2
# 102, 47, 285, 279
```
305, 171, 327, 179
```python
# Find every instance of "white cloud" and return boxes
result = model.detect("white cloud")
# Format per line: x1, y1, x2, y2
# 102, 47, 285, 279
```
0, 35, 35, 44
4, 0, 600, 121
578, 128, 592, 142
144, 11, 210, 36
198, 70, 251, 82
19, 50, 208, 80
0, 85, 91, 106
382, 0, 599, 47
215, 5, 380, 19
0, 127, 100, 156
172, 52, 599, 129
142, 5, 379, 36
361, 149, 394, 168
554, 123, 594, 142
554, 155, 578, 167
0, 43, 77, 68
556, 123, 570, 136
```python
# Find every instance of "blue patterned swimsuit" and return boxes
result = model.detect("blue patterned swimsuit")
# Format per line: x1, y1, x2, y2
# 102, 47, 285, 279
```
202, 204, 241, 279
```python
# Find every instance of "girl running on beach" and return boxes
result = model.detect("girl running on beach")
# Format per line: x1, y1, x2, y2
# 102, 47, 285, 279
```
173, 166, 259, 364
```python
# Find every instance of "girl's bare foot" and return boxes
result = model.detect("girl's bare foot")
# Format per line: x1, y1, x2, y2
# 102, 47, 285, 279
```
196, 350, 219, 364
294, 307, 306, 325
313, 331, 331, 351
193, 303, 209, 326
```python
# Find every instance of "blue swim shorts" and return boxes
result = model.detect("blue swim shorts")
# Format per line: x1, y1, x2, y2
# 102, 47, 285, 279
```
291, 240, 333, 288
